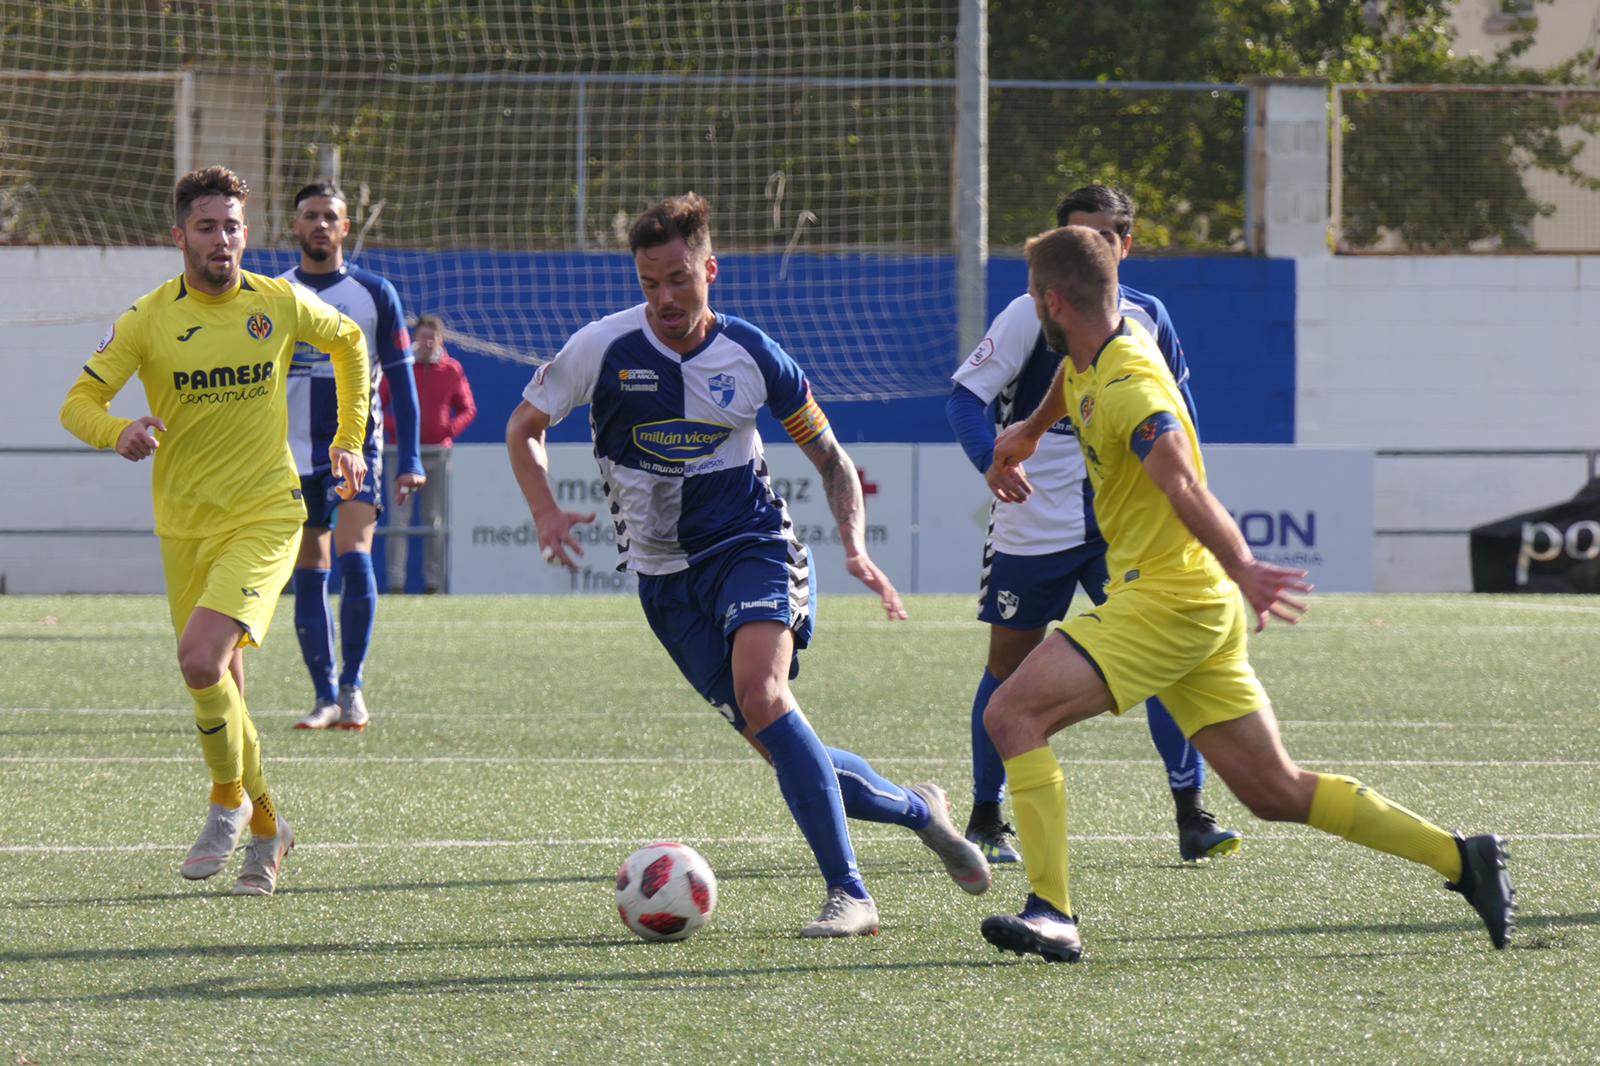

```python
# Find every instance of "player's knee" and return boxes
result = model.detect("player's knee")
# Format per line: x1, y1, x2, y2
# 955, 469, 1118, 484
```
734, 680, 788, 731
982, 689, 1021, 749
178, 648, 226, 690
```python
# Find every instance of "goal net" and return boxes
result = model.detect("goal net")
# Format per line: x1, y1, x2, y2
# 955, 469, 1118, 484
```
1, 2, 962, 400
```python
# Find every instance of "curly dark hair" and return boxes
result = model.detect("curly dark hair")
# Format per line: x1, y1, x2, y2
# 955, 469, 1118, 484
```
627, 192, 713, 257
1054, 184, 1134, 237
175, 166, 249, 225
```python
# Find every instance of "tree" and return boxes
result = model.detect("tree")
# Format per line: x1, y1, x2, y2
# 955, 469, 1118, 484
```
987, 0, 1600, 251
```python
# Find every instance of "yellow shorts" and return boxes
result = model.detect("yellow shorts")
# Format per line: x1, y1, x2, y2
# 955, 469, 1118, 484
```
160, 519, 303, 647
1057, 583, 1268, 737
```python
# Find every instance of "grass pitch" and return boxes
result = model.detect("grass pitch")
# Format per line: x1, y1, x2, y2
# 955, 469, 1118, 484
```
2, 592, 1597, 1063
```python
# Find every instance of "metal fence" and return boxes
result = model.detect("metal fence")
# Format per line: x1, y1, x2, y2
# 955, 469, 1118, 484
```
1333, 84, 1600, 254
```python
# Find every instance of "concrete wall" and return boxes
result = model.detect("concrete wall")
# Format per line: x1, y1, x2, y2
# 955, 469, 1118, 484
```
1298, 253, 1600, 590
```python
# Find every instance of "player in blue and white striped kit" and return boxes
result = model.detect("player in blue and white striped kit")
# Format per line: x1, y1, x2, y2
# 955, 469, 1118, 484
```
947, 185, 1240, 864
282, 182, 425, 731
507, 193, 991, 937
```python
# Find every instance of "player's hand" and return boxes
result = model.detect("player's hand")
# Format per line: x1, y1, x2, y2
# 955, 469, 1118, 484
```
114, 416, 165, 462
845, 553, 908, 621
989, 424, 1037, 503
985, 458, 1031, 505
395, 471, 426, 506
330, 447, 368, 501
1231, 559, 1313, 632
535, 507, 597, 572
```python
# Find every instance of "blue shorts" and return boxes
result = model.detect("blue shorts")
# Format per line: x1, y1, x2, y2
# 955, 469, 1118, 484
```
977, 540, 1109, 629
638, 538, 816, 732
301, 443, 384, 529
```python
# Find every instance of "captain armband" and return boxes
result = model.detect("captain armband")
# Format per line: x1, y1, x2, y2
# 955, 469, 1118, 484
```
782, 393, 830, 446
1129, 411, 1183, 461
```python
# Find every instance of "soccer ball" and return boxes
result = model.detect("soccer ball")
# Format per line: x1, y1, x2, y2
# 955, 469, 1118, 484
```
614, 842, 718, 942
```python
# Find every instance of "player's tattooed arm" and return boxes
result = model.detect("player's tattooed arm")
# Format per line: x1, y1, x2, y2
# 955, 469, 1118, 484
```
800, 428, 907, 620
801, 428, 864, 554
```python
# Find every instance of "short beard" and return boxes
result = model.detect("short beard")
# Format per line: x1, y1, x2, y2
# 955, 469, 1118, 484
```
300, 239, 332, 263
1040, 317, 1068, 354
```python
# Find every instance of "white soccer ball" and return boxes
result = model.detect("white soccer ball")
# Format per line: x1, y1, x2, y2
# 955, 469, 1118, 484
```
614, 842, 718, 942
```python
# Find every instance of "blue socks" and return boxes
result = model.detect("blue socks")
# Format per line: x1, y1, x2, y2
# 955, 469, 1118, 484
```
1147, 696, 1205, 791
757, 711, 868, 899
293, 568, 337, 705
826, 747, 929, 830
969, 668, 1006, 804
336, 551, 376, 690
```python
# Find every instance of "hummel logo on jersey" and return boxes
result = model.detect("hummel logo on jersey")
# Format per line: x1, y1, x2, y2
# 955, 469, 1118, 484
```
619, 367, 659, 393
241, 587, 260, 598
197, 722, 227, 735
177, 326, 203, 342
997, 590, 1020, 620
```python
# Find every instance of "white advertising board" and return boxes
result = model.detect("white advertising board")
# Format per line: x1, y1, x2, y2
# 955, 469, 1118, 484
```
1202, 445, 1374, 593
909, 444, 1375, 594
447, 443, 916, 596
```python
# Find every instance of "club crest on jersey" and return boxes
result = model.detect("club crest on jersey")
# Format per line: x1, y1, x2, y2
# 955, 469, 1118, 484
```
1079, 395, 1095, 425
997, 590, 1020, 620
708, 372, 736, 409
245, 311, 274, 341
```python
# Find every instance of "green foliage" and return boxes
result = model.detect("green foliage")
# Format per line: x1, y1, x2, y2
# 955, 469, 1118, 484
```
3, 2, 1597, 251
988, 0, 1600, 251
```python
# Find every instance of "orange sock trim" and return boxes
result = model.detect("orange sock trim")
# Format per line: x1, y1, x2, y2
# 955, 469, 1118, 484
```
210, 780, 245, 808
249, 791, 278, 837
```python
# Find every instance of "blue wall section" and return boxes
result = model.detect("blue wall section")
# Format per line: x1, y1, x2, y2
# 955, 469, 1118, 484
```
247, 250, 1294, 447
986, 257, 1297, 444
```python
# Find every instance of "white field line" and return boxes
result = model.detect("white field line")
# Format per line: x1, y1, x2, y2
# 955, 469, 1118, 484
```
1399, 597, 1600, 616
0, 706, 1591, 730
2, 754, 1596, 768
3, 831, 1597, 855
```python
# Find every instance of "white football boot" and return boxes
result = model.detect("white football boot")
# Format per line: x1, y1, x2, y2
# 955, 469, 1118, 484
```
294, 701, 341, 730
181, 797, 253, 880
800, 888, 880, 938
232, 816, 295, 896
335, 684, 369, 731
909, 782, 992, 896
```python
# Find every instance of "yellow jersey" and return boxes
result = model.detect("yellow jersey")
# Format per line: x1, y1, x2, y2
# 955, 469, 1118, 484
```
1063, 318, 1230, 598
60, 271, 369, 539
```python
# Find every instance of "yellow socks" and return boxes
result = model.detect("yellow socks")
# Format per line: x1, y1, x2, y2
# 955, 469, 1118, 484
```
189, 675, 244, 785
1308, 773, 1462, 882
190, 674, 276, 834
1003, 746, 1072, 915
250, 791, 279, 838
210, 780, 245, 808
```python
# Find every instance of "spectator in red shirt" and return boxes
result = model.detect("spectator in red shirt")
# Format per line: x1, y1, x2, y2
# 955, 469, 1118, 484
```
381, 314, 476, 592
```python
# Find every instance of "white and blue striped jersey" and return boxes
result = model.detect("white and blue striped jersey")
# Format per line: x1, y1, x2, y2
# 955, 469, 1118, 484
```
281, 264, 412, 474
951, 285, 1194, 556
524, 304, 815, 577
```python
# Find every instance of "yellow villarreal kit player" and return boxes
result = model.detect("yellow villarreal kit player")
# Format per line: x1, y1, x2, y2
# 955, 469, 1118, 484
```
62, 271, 368, 642
60, 269, 367, 891
1055, 318, 1268, 737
